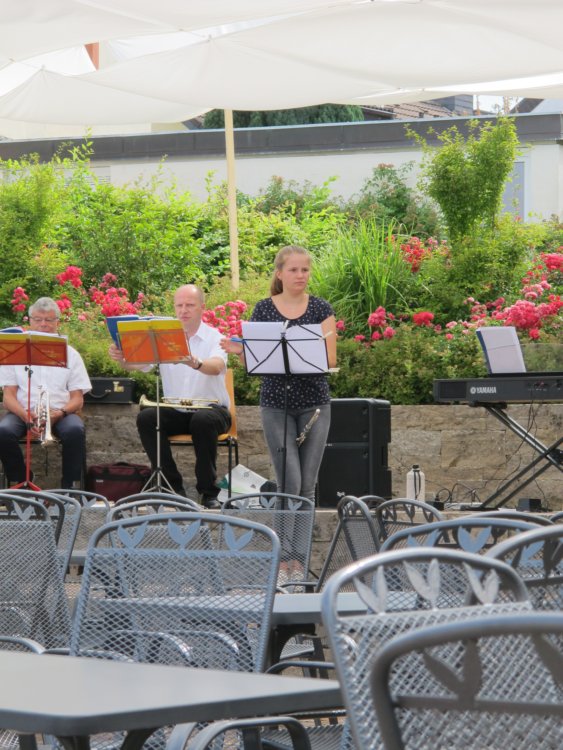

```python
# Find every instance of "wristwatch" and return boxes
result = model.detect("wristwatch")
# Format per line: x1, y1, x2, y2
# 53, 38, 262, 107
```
195, 358, 203, 370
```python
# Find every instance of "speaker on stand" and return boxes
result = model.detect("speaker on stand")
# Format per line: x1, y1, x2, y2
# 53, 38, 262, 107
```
317, 398, 392, 507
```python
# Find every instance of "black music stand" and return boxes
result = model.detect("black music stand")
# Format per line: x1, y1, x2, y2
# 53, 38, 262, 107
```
0, 331, 68, 490
117, 319, 189, 493
241, 321, 329, 493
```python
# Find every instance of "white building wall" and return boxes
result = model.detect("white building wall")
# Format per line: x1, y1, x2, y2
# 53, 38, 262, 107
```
97, 140, 563, 220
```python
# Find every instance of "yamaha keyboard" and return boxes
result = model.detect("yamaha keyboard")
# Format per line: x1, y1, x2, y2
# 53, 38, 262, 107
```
434, 373, 563, 405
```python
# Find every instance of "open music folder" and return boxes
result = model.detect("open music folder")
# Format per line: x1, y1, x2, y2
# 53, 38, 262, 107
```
0, 330, 68, 368
117, 318, 189, 365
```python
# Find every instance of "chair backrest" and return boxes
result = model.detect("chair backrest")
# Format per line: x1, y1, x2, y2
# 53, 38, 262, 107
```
114, 491, 200, 510
0, 488, 81, 574
221, 492, 315, 588
321, 547, 531, 750
108, 497, 200, 522
51, 488, 112, 550
374, 498, 444, 542
0, 495, 71, 648
550, 510, 563, 523
470, 509, 554, 526
380, 516, 539, 554
487, 524, 563, 610
0, 488, 68, 543
371, 613, 563, 750
316, 495, 381, 591
71, 512, 280, 673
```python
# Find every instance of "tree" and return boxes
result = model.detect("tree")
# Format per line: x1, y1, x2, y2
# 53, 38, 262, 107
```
203, 104, 364, 129
407, 118, 519, 241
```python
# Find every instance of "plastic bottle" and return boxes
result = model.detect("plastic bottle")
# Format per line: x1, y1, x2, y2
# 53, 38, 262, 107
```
406, 464, 425, 501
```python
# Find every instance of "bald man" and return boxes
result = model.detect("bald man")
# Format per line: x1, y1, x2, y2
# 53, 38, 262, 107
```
110, 285, 230, 508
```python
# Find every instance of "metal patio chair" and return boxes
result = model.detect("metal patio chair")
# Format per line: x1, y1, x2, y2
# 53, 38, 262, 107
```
321, 547, 532, 750
380, 516, 540, 554
374, 498, 443, 542
108, 497, 200, 522
371, 613, 563, 750
0, 488, 81, 575
221, 492, 315, 591
0, 495, 71, 649
488, 524, 563, 610
66, 512, 280, 750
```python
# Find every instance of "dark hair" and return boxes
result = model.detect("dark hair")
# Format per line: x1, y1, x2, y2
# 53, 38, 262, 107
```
270, 245, 311, 296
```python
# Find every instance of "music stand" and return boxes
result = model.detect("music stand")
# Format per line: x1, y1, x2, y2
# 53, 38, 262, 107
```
117, 319, 189, 493
0, 331, 68, 490
240, 321, 329, 492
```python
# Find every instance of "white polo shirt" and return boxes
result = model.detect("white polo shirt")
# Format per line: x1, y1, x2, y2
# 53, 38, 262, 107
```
0, 345, 92, 411
159, 322, 230, 409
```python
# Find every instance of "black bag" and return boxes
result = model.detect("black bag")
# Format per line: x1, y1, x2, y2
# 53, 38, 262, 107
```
85, 461, 152, 502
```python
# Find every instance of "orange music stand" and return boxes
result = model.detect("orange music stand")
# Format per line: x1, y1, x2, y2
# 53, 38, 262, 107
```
0, 332, 68, 490
117, 319, 189, 492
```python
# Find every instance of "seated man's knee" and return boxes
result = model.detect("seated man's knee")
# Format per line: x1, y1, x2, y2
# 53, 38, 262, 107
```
137, 407, 156, 431
190, 411, 219, 439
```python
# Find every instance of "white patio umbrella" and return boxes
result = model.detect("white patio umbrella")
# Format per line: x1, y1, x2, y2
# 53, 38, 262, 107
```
3, 0, 563, 286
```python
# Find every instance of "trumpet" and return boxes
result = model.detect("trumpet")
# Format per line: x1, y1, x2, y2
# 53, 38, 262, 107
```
139, 394, 218, 411
35, 386, 56, 445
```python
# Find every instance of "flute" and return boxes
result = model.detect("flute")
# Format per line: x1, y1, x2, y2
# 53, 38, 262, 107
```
296, 408, 321, 446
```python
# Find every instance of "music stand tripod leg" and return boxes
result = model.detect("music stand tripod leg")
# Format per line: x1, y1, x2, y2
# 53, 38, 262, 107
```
141, 366, 175, 494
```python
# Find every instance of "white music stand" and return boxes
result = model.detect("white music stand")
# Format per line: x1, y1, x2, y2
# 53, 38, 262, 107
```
240, 321, 329, 492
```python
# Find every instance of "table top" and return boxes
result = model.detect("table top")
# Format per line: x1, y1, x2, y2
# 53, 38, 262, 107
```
0, 652, 341, 737
273, 591, 367, 625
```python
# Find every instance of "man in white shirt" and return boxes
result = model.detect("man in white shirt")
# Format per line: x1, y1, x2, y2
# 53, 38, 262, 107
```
109, 285, 230, 508
0, 297, 91, 488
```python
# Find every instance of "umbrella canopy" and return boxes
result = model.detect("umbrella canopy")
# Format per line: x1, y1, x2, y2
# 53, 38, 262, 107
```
2, 1, 563, 287
2, 1, 563, 126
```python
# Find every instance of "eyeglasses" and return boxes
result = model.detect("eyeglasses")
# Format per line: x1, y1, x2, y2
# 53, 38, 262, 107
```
30, 317, 58, 324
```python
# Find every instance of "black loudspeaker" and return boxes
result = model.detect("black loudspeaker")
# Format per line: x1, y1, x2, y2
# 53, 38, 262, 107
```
317, 398, 392, 507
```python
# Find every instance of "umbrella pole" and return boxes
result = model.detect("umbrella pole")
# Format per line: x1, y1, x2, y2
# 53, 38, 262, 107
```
224, 109, 240, 291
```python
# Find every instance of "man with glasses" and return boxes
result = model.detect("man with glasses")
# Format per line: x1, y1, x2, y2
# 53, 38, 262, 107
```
0, 297, 91, 488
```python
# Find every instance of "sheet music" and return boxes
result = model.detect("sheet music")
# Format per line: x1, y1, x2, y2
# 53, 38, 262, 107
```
476, 326, 526, 374
241, 321, 329, 375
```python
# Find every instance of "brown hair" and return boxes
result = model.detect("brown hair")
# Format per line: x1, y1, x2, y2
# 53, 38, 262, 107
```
270, 245, 311, 296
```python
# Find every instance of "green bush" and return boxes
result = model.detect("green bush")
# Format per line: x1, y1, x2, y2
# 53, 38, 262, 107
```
416, 216, 548, 321
310, 219, 419, 329
345, 162, 442, 238
53, 166, 203, 297
408, 118, 519, 241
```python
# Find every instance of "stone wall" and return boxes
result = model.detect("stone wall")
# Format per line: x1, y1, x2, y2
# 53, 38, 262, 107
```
7, 401, 561, 512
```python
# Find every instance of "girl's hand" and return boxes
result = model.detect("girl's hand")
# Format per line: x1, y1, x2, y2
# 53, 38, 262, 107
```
220, 338, 244, 356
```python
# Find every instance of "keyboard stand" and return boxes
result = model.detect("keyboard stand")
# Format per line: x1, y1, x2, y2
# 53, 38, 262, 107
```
477, 403, 563, 509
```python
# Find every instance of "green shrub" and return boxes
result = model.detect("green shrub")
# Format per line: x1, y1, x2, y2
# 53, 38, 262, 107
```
408, 117, 519, 241
345, 162, 442, 238
310, 219, 418, 330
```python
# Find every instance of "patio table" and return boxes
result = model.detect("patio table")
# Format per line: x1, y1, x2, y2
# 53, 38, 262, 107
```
0, 651, 341, 750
